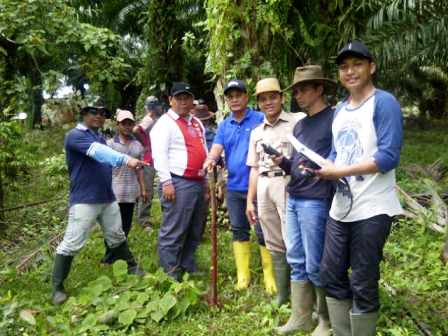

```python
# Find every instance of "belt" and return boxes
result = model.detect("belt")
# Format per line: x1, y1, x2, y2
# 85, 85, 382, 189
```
260, 171, 285, 177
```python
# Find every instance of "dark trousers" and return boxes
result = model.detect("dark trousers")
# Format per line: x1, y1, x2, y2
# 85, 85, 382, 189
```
102, 203, 135, 263
227, 190, 265, 245
158, 176, 206, 277
320, 214, 392, 313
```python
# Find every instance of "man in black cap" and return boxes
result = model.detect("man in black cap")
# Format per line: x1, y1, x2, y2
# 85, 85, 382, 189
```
133, 96, 163, 229
203, 80, 276, 293
316, 41, 403, 336
150, 82, 208, 280
51, 103, 147, 305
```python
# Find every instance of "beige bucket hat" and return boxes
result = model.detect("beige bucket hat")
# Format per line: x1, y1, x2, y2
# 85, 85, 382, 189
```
255, 78, 282, 96
285, 65, 336, 91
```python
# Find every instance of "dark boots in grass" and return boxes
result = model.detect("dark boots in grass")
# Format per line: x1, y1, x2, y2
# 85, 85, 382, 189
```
51, 254, 73, 305
52, 241, 143, 305
270, 251, 290, 306
109, 241, 145, 276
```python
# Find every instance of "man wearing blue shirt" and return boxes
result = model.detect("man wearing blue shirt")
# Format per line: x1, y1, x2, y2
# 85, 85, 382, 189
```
316, 41, 403, 336
204, 80, 276, 293
51, 104, 146, 305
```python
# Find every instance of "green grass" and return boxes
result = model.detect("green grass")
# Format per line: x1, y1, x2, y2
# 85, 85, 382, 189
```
0, 125, 447, 335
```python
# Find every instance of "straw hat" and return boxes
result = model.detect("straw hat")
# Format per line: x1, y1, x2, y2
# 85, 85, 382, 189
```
255, 78, 282, 96
285, 65, 336, 91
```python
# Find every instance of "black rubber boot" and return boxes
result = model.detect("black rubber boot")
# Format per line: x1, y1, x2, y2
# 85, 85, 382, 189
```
51, 254, 73, 305
110, 241, 145, 276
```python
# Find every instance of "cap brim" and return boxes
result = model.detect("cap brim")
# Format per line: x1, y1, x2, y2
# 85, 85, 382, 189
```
224, 87, 246, 95
336, 51, 373, 64
171, 90, 194, 97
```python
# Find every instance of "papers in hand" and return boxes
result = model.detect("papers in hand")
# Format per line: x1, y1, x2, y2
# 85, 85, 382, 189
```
286, 134, 327, 167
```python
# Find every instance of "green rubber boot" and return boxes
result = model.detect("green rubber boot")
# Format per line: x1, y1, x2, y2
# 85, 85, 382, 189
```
270, 251, 290, 306
350, 311, 378, 336
312, 287, 331, 336
326, 297, 352, 336
51, 254, 73, 305
275, 280, 316, 334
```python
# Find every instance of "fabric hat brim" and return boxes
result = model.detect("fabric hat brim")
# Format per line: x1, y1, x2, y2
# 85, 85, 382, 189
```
284, 78, 337, 92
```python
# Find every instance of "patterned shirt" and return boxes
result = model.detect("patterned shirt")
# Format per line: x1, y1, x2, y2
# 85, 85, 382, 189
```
107, 135, 144, 203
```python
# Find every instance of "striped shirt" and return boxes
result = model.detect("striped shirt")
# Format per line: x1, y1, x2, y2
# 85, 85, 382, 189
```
107, 135, 144, 203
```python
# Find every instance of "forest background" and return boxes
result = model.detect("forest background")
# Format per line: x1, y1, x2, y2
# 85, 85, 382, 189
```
0, 0, 448, 335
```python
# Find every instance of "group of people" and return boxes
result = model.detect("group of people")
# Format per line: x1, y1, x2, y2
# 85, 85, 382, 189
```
51, 41, 403, 336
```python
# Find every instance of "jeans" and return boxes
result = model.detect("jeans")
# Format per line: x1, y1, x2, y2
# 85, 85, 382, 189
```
227, 190, 265, 245
285, 196, 329, 286
56, 202, 126, 256
320, 214, 392, 313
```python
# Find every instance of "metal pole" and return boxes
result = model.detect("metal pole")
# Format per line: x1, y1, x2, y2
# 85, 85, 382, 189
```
207, 166, 219, 306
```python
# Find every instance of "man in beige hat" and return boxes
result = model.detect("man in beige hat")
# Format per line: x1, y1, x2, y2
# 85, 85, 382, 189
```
246, 77, 299, 306
274, 65, 335, 336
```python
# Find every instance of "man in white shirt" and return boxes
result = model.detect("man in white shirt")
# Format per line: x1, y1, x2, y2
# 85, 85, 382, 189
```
150, 82, 208, 280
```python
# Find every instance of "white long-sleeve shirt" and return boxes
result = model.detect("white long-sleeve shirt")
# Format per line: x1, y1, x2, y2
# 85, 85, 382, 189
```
150, 109, 207, 183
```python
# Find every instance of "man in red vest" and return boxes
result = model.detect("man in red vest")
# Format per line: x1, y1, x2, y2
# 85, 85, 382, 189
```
150, 82, 208, 280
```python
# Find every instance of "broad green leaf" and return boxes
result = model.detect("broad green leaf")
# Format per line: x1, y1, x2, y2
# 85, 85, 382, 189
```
113, 260, 128, 278
118, 309, 137, 326
150, 310, 164, 323
159, 293, 177, 315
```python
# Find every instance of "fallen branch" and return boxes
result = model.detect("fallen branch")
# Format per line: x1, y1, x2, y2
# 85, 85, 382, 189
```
15, 231, 64, 273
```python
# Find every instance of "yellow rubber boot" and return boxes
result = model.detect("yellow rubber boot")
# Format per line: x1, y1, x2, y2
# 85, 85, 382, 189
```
260, 246, 277, 295
233, 241, 251, 290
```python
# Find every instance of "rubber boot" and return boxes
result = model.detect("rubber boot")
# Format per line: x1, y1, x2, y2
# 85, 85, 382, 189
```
259, 246, 277, 295
270, 251, 290, 305
276, 280, 316, 334
233, 241, 251, 290
326, 297, 352, 336
110, 241, 145, 276
312, 287, 331, 336
350, 311, 378, 336
51, 254, 73, 305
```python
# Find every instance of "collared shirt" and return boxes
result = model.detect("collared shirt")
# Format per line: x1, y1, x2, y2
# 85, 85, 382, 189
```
107, 135, 144, 203
64, 124, 116, 205
247, 111, 300, 174
214, 108, 264, 191
150, 109, 208, 183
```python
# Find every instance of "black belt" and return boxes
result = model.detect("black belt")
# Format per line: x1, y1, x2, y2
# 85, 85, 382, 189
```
260, 171, 285, 177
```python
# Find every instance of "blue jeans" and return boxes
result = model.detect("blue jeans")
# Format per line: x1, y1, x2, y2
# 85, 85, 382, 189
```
285, 196, 329, 286
227, 190, 265, 244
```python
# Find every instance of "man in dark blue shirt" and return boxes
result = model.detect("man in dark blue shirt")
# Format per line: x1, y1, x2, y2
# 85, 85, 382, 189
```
275, 66, 335, 336
203, 80, 276, 293
51, 104, 147, 305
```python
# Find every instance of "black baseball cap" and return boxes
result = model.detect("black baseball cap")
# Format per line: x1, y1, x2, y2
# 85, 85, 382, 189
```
80, 98, 111, 118
170, 82, 194, 97
223, 79, 247, 95
336, 41, 374, 65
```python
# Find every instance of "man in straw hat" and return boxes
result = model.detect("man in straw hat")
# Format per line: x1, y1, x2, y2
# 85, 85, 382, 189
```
273, 65, 335, 335
203, 79, 275, 293
246, 78, 298, 306
316, 41, 403, 336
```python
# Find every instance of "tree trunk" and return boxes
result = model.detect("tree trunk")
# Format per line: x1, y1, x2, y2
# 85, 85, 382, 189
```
30, 69, 44, 127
